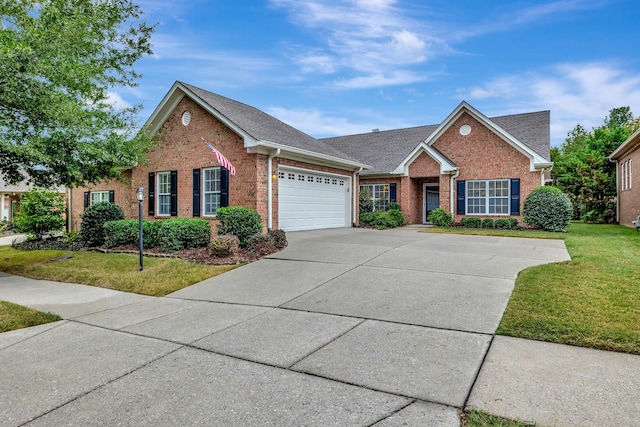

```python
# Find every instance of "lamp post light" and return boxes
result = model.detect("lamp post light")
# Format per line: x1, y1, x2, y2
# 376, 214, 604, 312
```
136, 187, 145, 271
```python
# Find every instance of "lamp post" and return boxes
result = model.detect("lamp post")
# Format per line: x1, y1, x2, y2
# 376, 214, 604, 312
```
136, 187, 145, 271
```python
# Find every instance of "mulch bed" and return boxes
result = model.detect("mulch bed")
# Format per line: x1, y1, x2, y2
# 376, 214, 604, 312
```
103, 244, 267, 265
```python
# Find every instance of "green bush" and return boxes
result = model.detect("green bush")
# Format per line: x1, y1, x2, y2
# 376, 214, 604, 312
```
216, 206, 263, 247
522, 186, 573, 232
481, 218, 495, 229
80, 202, 125, 247
103, 219, 160, 249
210, 234, 240, 257
360, 209, 404, 229
460, 217, 481, 228
359, 187, 374, 214
155, 218, 211, 252
508, 218, 519, 229
428, 208, 453, 227
388, 201, 401, 210
387, 209, 405, 226
13, 189, 66, 239
494, 218, 510, 229
268, 229, 287, 249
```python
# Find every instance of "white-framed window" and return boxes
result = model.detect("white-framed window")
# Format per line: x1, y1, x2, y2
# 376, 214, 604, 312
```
203, 167, 221, 216
622, 159, 633, 191
466, 179, 510, 215
158, 171, 171, 216
90, 191, 110, 205
360, 183, 390, 211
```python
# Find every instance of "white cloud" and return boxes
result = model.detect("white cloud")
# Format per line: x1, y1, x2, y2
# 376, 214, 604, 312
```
266, 106, 373, 136
105, 91, 132, 109
333, 70, 427, 89
457, 62, 640, 145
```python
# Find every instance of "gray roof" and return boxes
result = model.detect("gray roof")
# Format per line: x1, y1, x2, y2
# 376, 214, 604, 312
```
0, 173, 65, 193
321, 125, 439, 176
181, 82, 361, 163
323, 110, 551, 175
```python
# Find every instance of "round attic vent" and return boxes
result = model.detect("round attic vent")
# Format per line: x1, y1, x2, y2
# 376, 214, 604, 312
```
181, 111, 191, 126
460, 124, 471, 136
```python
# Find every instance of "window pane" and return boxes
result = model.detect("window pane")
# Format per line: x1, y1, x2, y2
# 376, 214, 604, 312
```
203, 167, 221, 216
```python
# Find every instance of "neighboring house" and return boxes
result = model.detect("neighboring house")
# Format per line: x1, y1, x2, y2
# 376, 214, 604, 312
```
608, 128, 640, 227
0, 175, 66, 223
70, 81, 553, 232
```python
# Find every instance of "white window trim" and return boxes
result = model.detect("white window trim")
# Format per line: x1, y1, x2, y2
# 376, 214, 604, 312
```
157, 171, 171, 216
630, 158, 633, 189
202, 166, 221, 217
359, 183, 390, 211
466, 179, 510, 215
90, 191, 110, 205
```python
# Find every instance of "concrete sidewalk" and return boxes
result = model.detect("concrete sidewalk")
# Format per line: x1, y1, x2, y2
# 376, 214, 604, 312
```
0, 227, 637, 426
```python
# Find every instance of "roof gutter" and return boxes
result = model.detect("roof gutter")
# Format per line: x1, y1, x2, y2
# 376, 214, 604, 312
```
450, 169, 460, 216
256, 140, 370, 171
267, 148, 281, 230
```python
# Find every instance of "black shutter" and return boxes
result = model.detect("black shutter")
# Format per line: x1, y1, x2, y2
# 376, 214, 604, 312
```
456, 180, 466, 215
83, 192, 89, 209
108, 190, 114, 203
170, 170, 178, 216
148, 172, 155, 216
389, 183, 397, 203
220, 167, 229, 208
193, 168, 201, 217
510, 178, 521, 215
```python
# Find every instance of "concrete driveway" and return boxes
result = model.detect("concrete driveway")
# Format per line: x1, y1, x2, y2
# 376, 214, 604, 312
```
0, 227, 570, 426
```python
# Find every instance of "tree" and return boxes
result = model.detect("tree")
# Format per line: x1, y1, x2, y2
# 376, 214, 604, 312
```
13, 188, 66, 238
0, 0, 156, 188
552, 107, 640, 223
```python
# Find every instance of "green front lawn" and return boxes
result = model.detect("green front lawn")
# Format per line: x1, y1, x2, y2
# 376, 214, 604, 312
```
424, 222, 640, 354
0, 246, 238, 297
0, 301, 62, 333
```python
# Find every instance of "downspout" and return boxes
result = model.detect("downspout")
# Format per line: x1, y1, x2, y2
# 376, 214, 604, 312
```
610, 157, 620, 223
353, 167, 362, 226
449, 169, 460, 216
540, 166, 553, 186
267, 148, 280, 230
67, 187, 72, 233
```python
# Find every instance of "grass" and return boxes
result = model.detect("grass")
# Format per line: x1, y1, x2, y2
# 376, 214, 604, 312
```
463, 410, 534, 427
424, 222, 640, 354
0, 300, 62, 333
0, 246, 239, 297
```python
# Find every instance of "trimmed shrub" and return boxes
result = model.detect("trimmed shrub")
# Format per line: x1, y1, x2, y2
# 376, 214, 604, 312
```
387, 209, 405, 226
428, 208, 453, 227
268, 229, 287, 249
482, 218, 495, 229
103, 219, 160, 249
508, 218, 519, 229
13, 189, 66, 239
360, 209, 404, 229
80, 202, 125, 247
155, 218, 211, 252
246, 233, 277, 255
216, 206, 263, 247
494, 218, 510, 229
460, 217, 481, 228
522, 186, 573, 232
210, 234, 240, 257
359, 186, 374, 214
388, 201, 401, 211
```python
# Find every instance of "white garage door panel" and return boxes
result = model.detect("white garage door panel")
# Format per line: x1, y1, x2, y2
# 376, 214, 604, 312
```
278, 169, 350, 231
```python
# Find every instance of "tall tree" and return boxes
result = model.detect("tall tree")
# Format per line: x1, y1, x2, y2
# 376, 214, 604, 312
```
0, 0, 155, 188
552, 107, 639, 223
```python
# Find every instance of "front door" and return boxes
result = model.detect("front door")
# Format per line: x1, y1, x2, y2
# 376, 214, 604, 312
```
423, 184, 440, 223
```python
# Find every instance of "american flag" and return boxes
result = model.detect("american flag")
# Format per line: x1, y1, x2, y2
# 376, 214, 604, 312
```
201, 138, 237, 176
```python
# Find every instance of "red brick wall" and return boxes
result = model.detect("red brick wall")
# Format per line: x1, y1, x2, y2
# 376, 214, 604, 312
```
70, 171, 134, 231
618, 142, 640, 227
408, 152, 440, 177
432, 112, 541, 222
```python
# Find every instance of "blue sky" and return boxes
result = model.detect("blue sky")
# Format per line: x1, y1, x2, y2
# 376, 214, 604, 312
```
112, 0, 640, 147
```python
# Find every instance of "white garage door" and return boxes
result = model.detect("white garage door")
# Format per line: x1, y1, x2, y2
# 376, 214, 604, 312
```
278, 168, 350, 231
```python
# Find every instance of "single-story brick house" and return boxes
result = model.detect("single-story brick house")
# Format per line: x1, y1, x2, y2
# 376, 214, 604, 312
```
608, 128, 640, 228
70, 81, 553, 232
1, 175, 66, 223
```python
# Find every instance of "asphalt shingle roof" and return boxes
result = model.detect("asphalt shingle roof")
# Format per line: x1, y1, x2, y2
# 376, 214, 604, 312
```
322, 110, 551, 175
181, 82, 361, 163
181, 82, 550, 175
